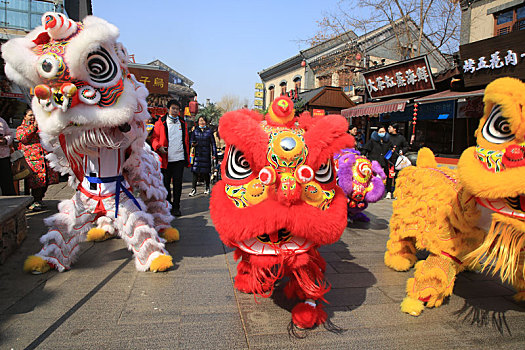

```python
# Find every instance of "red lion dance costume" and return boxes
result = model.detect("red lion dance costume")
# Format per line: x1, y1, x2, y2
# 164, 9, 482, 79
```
2, 13, 178, 273
210, 96, 353, 329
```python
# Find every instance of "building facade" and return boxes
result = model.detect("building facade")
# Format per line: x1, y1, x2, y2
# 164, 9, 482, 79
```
258, 18, 450, 110
460, 0, 525, 44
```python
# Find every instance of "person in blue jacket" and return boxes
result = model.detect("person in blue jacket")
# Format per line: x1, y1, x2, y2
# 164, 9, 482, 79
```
189, 116, 217, 196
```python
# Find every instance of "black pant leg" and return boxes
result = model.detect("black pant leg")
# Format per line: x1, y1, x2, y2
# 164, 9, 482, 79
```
191, 172, 198, 190
203, 173, 210, 188
0, 157, 15, 195
162, 165, 174, 203
172, 161, 185, 211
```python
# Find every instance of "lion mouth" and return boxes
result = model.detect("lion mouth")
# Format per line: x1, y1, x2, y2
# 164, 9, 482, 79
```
236, 228, 313, 255
477, 196, 525, 219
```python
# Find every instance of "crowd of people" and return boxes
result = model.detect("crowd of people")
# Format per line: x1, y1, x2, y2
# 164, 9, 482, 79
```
1, 99, 408, 214
352, 123, 408, 199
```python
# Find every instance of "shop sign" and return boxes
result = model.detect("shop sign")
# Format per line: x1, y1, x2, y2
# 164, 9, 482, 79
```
312, 109, 325, 116
460, 30, 525, 88
255, 83, 264, 90
254, 99, 263, 106
128, 67, 169, 94
0, 91, 24, 99
255, 91, 264, 98
363, 56, 435, 99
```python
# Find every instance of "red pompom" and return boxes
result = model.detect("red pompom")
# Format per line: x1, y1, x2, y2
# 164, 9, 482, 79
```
291, 302, 327, 329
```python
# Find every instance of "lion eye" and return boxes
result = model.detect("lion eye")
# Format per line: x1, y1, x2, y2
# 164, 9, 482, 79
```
86, 47, 118, 84
482, 104, 514, 144
315, 160, 333, 183
226, 146, 252, 180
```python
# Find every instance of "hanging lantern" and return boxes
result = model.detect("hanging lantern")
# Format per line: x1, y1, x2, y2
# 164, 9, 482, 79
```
412, 103, 419, 136
189, 97, 198, 115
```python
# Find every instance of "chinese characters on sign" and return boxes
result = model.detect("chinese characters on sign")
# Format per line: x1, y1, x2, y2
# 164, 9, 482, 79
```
363, 56, 435, 99
459, 30, 525, 88
128, 67, 169, 95
254, 83, 264, 110
462, 50, 525, 74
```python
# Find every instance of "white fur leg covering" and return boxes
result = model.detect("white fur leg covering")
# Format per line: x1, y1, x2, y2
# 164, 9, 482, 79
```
37, 193, 97, 271
114, 196, 169, 271
124, 143, 174, 232
142, 197, 173, 232
95, 215, 117, 236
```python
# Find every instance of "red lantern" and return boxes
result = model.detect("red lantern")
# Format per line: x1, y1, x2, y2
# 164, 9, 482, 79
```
301, 60, 306, 67
189, 97, 198, 115
356, 53, 361, 61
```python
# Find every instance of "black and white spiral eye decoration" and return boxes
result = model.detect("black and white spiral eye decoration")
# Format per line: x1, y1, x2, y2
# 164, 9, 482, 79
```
482, 104, 515, 144
226, 146, 252, 180
86, 47, 118, 84
315, 160, 334, 183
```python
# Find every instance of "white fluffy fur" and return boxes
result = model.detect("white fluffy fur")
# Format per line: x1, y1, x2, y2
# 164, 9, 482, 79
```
6, 13, 176, 273
1, 27, 43, 87
65, 15, 120, 86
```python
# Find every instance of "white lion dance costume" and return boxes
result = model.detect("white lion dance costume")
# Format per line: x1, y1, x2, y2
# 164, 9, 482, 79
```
2, 12, 179, 273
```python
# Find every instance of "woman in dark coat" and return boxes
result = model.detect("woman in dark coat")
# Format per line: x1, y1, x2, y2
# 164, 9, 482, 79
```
362, 126, 394, 197
189, 116, 216, 196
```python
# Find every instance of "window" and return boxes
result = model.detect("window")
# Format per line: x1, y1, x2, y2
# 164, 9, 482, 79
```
494, 5, 525, 36
280, 81, 287, 95
268, 86, 275, 103
293, 77, 301, 92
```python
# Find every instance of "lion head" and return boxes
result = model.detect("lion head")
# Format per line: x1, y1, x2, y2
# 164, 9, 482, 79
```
210, 97, 354, 254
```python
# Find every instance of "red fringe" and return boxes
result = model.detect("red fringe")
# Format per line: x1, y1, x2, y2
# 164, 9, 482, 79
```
236, 248, 330, 302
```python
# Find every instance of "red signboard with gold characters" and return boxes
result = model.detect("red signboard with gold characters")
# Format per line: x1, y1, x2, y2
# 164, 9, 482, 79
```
128, 67, 169, 95
363, 56, 435, 99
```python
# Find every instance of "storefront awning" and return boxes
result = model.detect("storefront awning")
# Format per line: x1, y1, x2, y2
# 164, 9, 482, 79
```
341, 98, 408, 118
414, 89, 484, 104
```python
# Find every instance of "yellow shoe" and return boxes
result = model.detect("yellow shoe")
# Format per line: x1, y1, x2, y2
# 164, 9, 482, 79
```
24, 256, 51, 274
150, 254, 173, 272
86, 228, 113, 242
160, 227, 180, 242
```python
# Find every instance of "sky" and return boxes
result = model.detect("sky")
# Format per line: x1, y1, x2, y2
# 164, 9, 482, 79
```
91, 0, 347, 106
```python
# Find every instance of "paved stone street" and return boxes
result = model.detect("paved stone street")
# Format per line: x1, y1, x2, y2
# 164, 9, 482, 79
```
1, 172, 525, 349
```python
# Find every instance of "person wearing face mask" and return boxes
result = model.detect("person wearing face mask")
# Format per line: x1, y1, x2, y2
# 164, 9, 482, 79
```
362, 125, 393, 196
188, 116, 216, 196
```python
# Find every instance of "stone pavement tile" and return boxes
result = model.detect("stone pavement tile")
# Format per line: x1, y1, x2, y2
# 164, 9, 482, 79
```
376, 285, 409, 303
0, 315, 63, 349
453, 279, 516, 298
248, 322, 470, 350
326, 272, 378, 289
40, 322, 181, 350
326, 286, 395, 307
178, 312, 248, 350
118, 291, 183, 325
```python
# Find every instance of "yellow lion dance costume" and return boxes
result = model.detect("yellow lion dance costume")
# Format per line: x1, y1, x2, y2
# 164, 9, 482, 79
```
384, 77, 525, 316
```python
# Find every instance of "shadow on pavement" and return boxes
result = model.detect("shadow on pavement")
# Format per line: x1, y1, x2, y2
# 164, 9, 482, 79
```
347, 210, 389, 231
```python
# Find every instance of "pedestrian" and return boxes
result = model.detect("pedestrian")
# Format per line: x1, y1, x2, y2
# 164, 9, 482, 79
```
151, 100, 190, 217
387, 123, 409, 197
362, 126, 393, 198
189, 116, 217, 196
347, 124, 363, 151
16, 109, 58, 210
0, 115, 15, 195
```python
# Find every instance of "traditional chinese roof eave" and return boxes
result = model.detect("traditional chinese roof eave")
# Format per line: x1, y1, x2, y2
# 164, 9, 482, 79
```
148, 59, 194, 87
